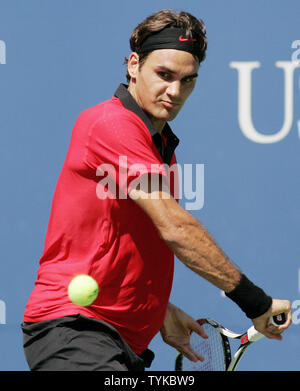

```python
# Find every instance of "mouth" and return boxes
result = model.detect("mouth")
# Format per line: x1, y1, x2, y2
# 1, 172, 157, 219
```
160, 100, 180, 110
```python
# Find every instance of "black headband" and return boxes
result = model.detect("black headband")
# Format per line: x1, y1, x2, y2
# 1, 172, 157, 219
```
136, 27, 203, 62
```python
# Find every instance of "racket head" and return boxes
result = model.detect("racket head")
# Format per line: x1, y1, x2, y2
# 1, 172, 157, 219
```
175, 319, 231, 371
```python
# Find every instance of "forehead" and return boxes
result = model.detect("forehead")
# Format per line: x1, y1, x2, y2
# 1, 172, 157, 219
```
143, 49, 199, 74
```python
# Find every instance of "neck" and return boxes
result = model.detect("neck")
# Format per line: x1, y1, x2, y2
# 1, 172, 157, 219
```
148, 116, 165, 135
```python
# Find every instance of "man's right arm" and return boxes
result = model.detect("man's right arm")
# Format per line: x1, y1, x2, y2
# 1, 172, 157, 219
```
131, 178, 241, 293
129, 174, 292, 336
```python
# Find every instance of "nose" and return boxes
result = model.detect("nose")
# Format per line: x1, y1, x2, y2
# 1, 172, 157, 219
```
166, 80, 181, 99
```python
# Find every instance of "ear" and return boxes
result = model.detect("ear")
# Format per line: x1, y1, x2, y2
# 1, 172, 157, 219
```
127, 52, 140, 81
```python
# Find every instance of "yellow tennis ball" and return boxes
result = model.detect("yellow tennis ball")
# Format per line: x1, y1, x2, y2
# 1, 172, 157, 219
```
68, 274, 99, 306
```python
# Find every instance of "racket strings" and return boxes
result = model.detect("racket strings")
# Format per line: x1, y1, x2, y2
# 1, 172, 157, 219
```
181, 323, 228, 371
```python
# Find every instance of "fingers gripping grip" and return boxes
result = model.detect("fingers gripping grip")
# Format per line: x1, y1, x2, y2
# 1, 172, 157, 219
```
269, 313, 286, 326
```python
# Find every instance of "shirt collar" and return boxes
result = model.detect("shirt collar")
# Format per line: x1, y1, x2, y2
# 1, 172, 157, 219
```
114, 84, 180, 165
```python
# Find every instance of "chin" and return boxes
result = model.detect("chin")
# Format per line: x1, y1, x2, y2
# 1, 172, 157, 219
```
165, 111, 180, 122
146, 106, 179, 126
157, 108, 179, 120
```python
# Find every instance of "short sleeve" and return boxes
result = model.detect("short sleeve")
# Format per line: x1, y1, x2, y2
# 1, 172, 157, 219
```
84, 107, 168, 197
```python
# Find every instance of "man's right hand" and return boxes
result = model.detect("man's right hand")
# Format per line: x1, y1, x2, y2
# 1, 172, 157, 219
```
251, 299, 292, 340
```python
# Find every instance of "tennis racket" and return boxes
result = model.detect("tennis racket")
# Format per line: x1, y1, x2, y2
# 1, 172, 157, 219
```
175, 313, 286, 371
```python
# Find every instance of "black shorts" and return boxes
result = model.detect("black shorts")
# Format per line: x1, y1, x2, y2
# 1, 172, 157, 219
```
21, 314, 154, 371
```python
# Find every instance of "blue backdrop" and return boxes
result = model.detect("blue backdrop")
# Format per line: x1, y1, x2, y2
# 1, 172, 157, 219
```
0, 0, 299, 371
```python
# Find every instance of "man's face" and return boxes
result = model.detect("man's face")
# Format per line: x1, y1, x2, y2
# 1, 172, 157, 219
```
127, 49, 199, 132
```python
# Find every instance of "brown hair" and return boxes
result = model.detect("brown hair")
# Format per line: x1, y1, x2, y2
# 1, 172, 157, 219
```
125, 9, 207, 82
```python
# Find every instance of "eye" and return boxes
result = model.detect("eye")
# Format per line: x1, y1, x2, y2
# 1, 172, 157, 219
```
157, 71, 173, 81
182, 76, 196, 84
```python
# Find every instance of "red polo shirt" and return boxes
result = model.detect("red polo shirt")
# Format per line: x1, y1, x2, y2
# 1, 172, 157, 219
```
23, 84, 180, 354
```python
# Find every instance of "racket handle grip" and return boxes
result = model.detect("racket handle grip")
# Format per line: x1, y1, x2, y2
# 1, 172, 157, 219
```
269, 313, 286, 326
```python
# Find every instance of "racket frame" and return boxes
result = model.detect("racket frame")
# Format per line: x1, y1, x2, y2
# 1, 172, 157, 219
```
175, 318, 264, 371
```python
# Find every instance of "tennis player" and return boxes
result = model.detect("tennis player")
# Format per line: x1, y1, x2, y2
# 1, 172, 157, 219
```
22, 9, 291, 371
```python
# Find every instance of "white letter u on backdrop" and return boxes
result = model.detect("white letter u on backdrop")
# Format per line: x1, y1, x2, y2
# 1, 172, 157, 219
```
230, 61, 300, 144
